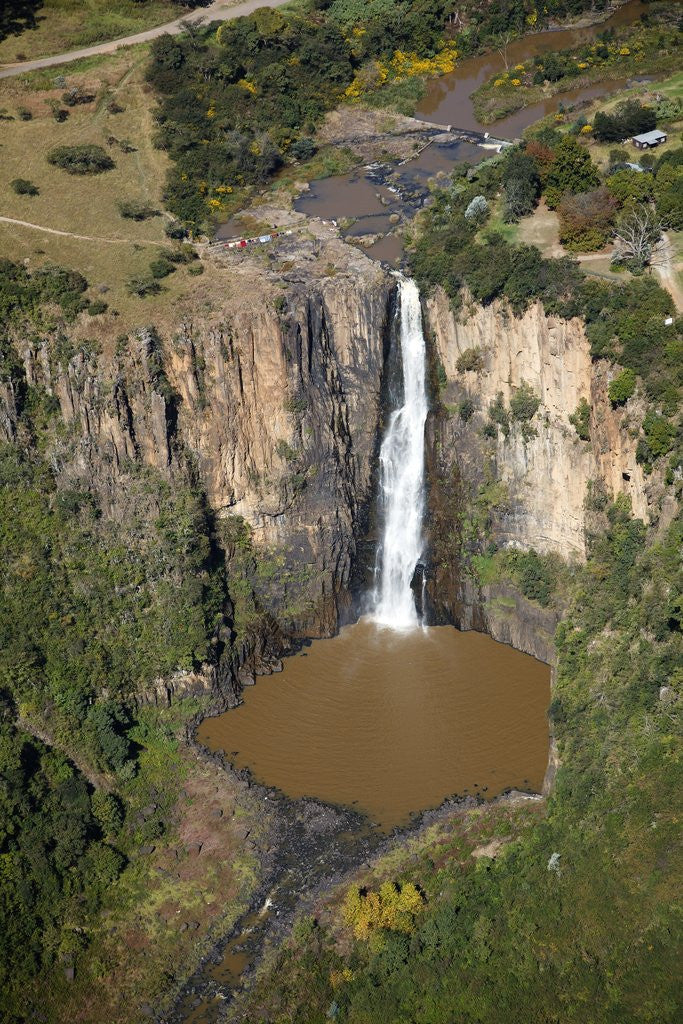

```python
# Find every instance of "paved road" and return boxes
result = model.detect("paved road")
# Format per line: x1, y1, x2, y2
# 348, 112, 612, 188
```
0, 0, 290, 80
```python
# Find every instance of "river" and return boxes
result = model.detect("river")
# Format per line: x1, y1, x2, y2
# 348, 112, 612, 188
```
292, 0, 646, 249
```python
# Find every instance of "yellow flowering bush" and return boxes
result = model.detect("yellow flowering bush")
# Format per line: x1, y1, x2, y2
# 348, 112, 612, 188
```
515, 64, 525, 71
329, 967, 353, 989
511, 78, 521, 86
577, 61, 589, 69
344, 60, 388, 99
237, 78, 257, 94
619, 46, 631, 56
208, 198, 222, 210
342, 881, 424, 940
206, 106, 216, 119
390, 41, 458, 80
580, 124, 593, 135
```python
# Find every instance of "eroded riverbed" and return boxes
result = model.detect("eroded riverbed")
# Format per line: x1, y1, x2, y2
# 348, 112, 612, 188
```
198, 619, 550, 830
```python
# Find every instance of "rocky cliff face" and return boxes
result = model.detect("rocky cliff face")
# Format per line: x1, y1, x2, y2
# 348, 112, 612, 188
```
2, 238, 395, 645
424, 286, 667, 653
427, 287, 655, 559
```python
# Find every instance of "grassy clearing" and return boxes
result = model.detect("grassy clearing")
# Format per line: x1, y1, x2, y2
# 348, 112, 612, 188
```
0, 47, 229, 328
515, 200, 561, 258
0, 1, 186, 65
477, 197, 519, 245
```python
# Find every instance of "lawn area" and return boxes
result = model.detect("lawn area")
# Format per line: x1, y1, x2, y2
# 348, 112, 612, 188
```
516, 200, 561, 258
0, 1, 186, 65
476, 196, 519, 245
0, 47, 224, 328
577, 74, 683, 171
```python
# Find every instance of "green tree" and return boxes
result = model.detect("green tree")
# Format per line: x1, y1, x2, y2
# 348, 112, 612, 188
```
569, 397, 591, 440
608, 368, 636, 406
47, 145, 115, 175
544, 137, 600, 209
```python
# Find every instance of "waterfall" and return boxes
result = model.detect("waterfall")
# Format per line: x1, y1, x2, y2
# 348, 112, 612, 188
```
370, 276, 428, 629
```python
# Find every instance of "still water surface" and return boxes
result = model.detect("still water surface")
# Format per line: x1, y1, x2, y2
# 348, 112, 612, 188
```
199, 619, 550, 829
416, 0, 646, 134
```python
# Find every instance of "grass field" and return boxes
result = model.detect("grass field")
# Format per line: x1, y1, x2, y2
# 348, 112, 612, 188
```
0, 47, 227, 328
0, 1, 186, 65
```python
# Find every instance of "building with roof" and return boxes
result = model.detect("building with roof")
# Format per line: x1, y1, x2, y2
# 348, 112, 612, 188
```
632, 129, 667, 149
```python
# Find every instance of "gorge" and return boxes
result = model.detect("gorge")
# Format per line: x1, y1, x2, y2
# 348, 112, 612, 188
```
0, 2, 680, 1022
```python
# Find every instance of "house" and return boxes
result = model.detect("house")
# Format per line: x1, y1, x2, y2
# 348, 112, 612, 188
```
632, 129, 667, 149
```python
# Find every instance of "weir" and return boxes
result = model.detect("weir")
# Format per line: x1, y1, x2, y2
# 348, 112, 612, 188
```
370, 276, 428, 629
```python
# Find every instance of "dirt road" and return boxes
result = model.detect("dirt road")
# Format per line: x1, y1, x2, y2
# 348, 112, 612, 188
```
0, 214, 159, 245
0, 0, 290, 80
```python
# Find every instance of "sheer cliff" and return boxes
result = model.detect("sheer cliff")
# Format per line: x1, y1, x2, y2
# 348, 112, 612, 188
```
1, 242, 394, 657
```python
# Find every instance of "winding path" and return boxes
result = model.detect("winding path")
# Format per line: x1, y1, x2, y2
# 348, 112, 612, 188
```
0, 214, 159, 245
0, 0, 290, 80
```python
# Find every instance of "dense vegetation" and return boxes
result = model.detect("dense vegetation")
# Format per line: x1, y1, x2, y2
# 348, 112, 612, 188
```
147, 0, 637, 229
0, 712, 124, 1015
0, 258, 233, 1012
147, 0, 457, 227
473, 11, 683, 124
411, 136, 682, 477
225, 504, 683, 1024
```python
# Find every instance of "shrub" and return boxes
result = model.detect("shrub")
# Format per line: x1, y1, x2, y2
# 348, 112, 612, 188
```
164, 220, 187, 240
606, 169, 654, 206
608, 368, 636, 406
47, 144, 115, 175
544, 136, 600, 209
149, 257, 176, 279
342, 881, 424, 940
508, 549, 556, 606
569, 397, 591, 440
10, 178, 39, 196
118, 200, 160, 221
458, 397, 475, 421
86, 300, 108, 316
126, 276, 162, 297
558, 186, 618, 252
488, 392, 510, 436
290, 137, 317, 161
16, 107, 32, 121
639, 412, 676, 461
61, 87, 95, 107
187, 262, 204, 276
464, 195, 489, 223
510, 381, 540, 422
456, 347, 483, 373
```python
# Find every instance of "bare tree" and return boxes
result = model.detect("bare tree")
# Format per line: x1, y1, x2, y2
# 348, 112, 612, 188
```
496, 31, 516, 72
612, 206, 664, 269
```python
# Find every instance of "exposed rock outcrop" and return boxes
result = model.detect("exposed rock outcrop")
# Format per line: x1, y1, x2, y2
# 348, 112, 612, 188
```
427, 287, 655, 560
424, 286, 666, 649
2, 239, 395, 646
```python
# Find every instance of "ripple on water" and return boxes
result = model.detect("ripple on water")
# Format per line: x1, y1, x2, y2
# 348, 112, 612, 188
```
198, 619, 550, 830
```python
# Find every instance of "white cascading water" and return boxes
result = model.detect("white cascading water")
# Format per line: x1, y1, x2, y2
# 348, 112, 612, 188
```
370, 276, 428, 629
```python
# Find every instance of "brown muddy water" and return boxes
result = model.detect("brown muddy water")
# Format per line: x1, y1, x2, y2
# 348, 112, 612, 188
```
198, 619, 550, 830
416, 0, 646, 133
287, 1, 646, 263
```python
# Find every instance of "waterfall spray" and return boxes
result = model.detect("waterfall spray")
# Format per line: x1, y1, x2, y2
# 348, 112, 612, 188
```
370, 276, 428, 629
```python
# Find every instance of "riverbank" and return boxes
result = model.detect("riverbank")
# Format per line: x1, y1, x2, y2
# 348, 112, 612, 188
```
472, 10, 681, 126
171, 687, 550, 1024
